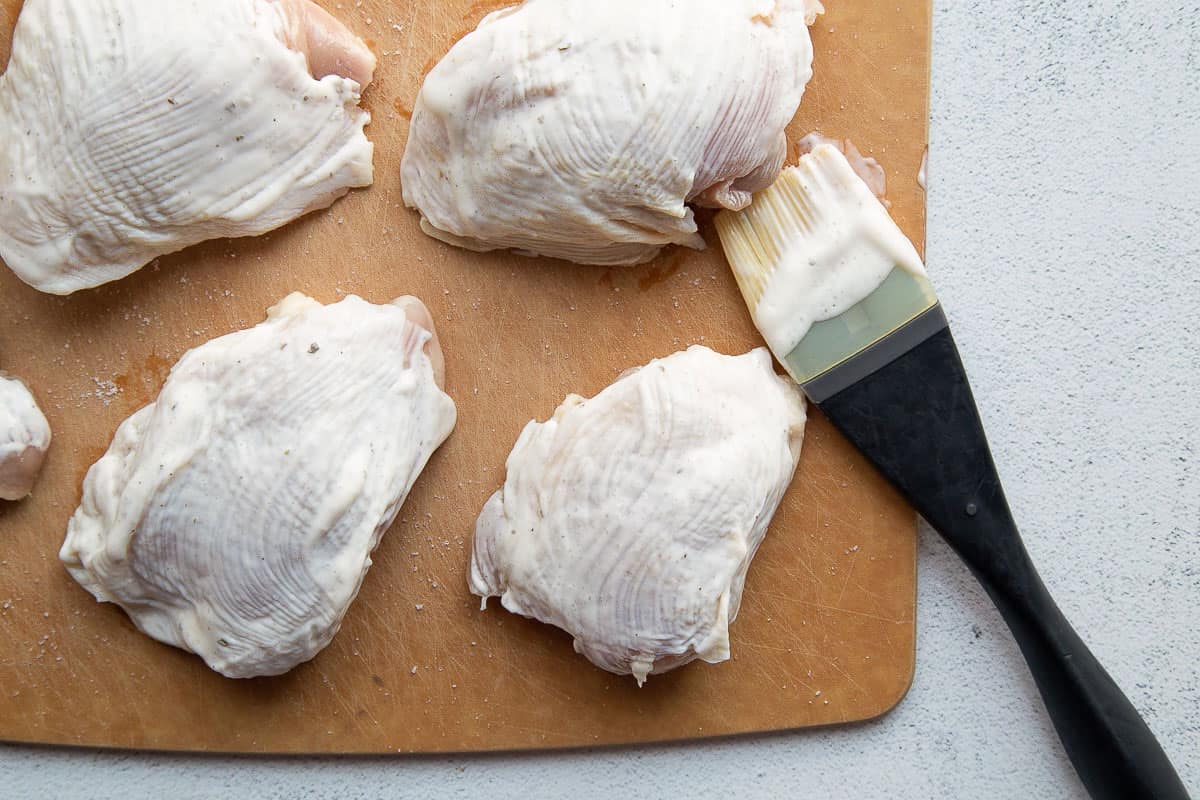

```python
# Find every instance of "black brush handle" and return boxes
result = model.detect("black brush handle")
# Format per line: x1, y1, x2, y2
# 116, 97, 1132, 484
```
817, 323, 1190, 800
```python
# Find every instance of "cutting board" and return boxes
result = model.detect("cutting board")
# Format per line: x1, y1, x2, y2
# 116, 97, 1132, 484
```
0, 0, 930, 753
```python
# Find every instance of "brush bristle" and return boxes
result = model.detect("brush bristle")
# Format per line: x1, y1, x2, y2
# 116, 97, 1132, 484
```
715, 145, 852, 314
716, 144, 934, 382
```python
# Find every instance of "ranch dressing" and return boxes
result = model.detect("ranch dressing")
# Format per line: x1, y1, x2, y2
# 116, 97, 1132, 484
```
747, 144, 926, 358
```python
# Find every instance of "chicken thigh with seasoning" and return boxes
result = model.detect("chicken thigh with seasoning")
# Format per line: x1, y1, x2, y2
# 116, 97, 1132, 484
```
0, 0, 375, 295
0, 373, 51, 501
401, 0, 823, 266
61, 293, 456, 678
470, 347, 807, 685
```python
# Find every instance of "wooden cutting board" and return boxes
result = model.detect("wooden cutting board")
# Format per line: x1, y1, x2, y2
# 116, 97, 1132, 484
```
0, 0, 929, 753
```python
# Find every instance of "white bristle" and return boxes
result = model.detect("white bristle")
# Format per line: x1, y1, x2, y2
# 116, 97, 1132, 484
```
716, 144, 860, 313
716, 144, 929, 364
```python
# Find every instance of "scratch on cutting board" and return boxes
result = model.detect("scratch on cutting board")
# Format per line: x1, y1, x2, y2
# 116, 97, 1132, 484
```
739, 640, 803, 656
833, 548, 861, 607
788, 674, 819, 696
500, 721, 567, 741
799, 600, 909, 626
355, 698, 382, 731
506, 659, 575, 703
350, 593, 397, 642
820, 655, 867, 696
321, 674, 367, 733
847, 574, 888, 603
748, 587, 808, 607
783, 554, 824, 587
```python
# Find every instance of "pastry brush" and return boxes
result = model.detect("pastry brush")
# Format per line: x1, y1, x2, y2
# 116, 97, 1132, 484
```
715, 144, 1189, 800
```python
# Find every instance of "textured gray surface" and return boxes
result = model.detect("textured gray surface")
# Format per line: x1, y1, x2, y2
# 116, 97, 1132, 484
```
2, 1, 1198, 797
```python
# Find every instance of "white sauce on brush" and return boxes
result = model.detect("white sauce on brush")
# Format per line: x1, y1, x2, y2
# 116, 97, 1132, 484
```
752, 145, 926, 357
796, 132, 890, 204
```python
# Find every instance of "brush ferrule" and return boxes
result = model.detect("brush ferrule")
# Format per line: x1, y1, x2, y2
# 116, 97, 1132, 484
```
801, 304, 948, 403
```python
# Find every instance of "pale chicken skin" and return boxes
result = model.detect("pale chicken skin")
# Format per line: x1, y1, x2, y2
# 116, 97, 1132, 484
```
0, 0, 376, 294
402, 0, 824, 266
277, 0, 376, 86
0, 373, 51, 501
61, 294, 457, 678
471, 347, 807, 685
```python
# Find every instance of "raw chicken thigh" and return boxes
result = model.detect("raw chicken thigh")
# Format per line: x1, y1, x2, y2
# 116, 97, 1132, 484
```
470, 347, 807, 685
0, 0, 375, 295
0, 373, 51, 501
61, 293, 457, 678
402, 0, 824, 266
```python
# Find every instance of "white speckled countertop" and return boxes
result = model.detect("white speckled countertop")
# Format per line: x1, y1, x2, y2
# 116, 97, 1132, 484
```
2, 1, 1197, 797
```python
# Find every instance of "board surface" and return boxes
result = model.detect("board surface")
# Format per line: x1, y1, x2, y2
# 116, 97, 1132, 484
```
0, 0, 930, 753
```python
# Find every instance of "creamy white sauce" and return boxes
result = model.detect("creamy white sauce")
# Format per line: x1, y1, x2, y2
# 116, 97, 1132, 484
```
470, 346, 807, 685
60, 294, 456, 678
796, 131, 890, 204
746, 145, 926, 357
0, 374, 51, 501
402, 0, 822, 266
0, 0, 374, 294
